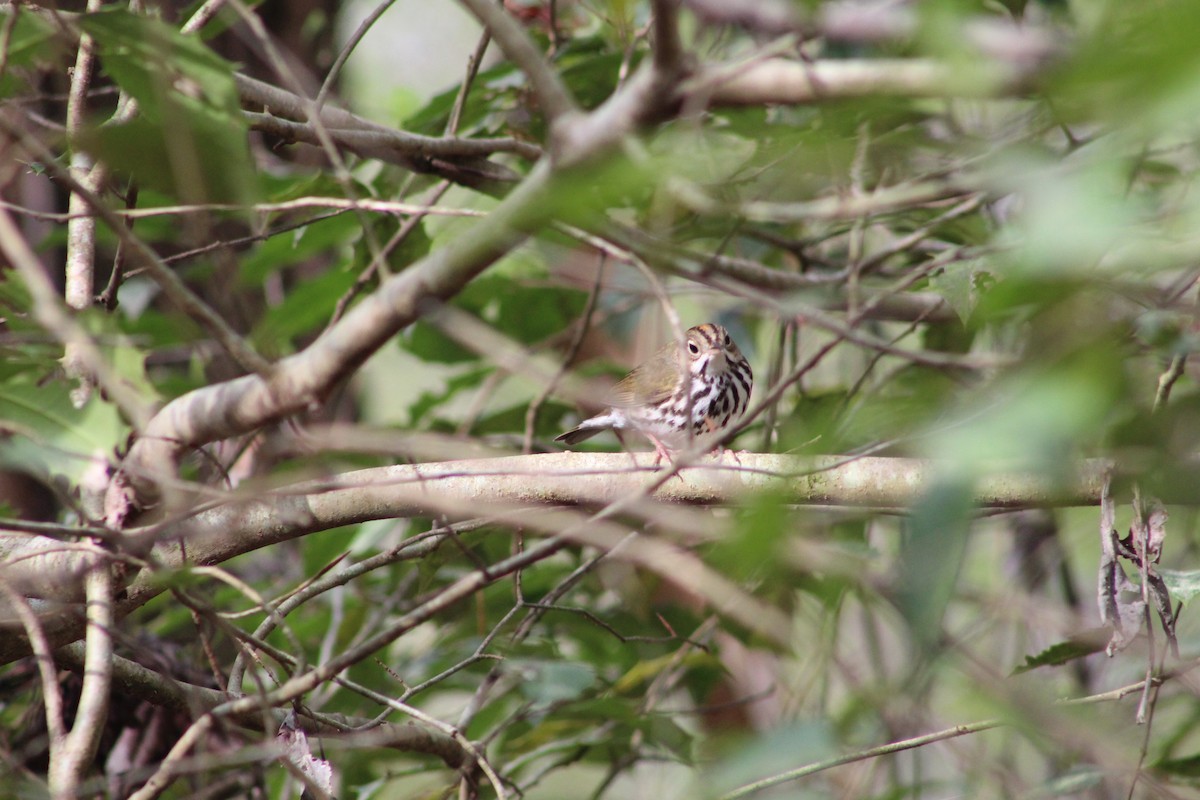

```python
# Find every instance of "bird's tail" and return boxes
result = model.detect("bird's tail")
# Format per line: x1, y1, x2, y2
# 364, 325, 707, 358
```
555, 411, 621, 445
554, 424, 603, 445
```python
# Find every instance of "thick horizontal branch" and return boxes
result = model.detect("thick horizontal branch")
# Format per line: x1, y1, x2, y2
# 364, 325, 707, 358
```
695, 57, 1040, 107
10, 453, 1107, 601
1, 453, 1108, 663
298, 452, 1107, 510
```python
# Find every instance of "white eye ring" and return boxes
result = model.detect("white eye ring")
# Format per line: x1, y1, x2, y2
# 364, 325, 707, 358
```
687, 341, 700, 355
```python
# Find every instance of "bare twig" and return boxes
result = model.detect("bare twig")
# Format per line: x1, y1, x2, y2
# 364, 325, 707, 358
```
447, 28, 493, 136
456, 0, 578, 129
314, 0, 401, 112
180, 0, 229, 34
522, 255, 606, 453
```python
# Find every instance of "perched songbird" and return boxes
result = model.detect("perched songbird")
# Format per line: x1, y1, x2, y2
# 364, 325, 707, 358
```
556, 323, 753, 461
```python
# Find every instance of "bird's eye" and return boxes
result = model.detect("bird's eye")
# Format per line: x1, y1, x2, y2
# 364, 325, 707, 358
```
687, 341, 700, 355
724, 333, 731, 346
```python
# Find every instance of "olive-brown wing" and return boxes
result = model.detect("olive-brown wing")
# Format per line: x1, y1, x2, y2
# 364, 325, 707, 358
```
607, 341, 684, 408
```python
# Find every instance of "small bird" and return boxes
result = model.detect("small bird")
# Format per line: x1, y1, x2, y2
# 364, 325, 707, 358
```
556, 323, 753, 461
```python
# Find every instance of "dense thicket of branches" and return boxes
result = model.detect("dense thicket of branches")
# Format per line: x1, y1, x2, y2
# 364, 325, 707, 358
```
2, 0, 1200, 798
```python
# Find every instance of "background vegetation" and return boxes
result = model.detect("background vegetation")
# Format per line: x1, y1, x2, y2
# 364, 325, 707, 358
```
2, 0, 1200, 797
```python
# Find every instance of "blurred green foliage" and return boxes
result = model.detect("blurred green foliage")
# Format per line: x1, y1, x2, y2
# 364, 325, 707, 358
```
5, 0, 1200, 797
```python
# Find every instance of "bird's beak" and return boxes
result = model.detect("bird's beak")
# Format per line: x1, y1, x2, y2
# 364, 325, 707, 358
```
708, 348, 726, 370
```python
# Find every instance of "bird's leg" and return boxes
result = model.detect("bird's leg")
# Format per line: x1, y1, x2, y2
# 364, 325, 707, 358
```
647, 434, 674, 467
614, 430, 640, 469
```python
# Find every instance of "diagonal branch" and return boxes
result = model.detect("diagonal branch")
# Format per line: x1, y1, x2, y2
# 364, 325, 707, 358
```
110, 161, 554, 514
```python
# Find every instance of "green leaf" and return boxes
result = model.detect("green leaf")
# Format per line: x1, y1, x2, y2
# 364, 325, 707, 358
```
1159, 569, 1200, 606
0, 379, 124, 485
513, 659, 596, 705
1030, 766, 1105, 796
1054, 0, 1200, 132
252, 263, 357, 351
0, 11, 62, 79
612, 652, 715, 696
1153, 754, 1200, 778
1012, 630, 1109, 674
895, 474, 973, 648
76, 9, 256, 204
928, 258, 988, 323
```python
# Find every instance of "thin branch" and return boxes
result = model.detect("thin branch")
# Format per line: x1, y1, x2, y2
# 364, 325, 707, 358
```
243, 111, 540, 163
456, 0, 578, 128
0, 195, 485, 222
226, 520, 472, 693
325, 180, 453, 329
718, 718, 1003, 800
447, 28, 492, 136
180, 0, 229, 35
96, 181, 138, 311
314, 0, 401, 112
717, 675, 1161, 800
0, 583, 68, 752
522, 255, 606, 453
1153, 354, 1187, 412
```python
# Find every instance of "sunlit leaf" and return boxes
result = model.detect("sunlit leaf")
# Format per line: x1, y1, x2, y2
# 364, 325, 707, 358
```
0, 379, 124, 485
